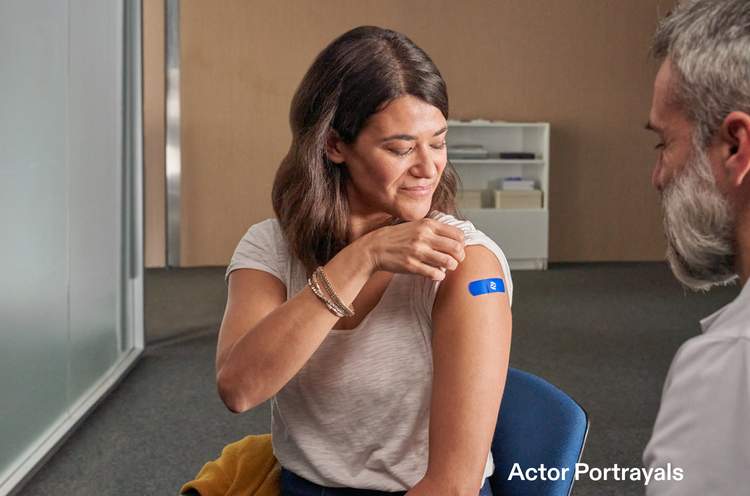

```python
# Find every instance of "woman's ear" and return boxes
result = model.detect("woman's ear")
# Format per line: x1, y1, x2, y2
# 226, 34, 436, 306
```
721, 111, 750, 187
325, 128, 346, 164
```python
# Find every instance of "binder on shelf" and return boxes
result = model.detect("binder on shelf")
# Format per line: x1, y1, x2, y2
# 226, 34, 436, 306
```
447, 145, 489, 160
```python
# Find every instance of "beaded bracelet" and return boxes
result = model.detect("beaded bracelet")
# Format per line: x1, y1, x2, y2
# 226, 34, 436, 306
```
315, 267, 355, 317
309, 272, 345, 317
308, 269, 354, 317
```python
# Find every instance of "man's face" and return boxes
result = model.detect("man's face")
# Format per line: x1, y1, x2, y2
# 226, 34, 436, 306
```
647, 59, 737, 290
648, 59, 695, 192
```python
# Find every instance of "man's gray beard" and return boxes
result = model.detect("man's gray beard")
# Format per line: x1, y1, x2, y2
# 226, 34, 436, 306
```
661, 145, 737, 290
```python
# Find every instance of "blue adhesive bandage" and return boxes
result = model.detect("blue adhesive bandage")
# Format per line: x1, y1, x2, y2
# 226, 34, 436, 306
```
468, 278, 505, 296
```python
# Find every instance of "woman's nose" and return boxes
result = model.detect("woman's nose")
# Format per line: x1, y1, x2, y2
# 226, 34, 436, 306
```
410, 145, 438, 178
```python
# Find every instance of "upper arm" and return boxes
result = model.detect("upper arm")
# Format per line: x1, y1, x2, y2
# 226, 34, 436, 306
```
432, 244, 512, 364
216, 268, 287, 372
424, 245, 512, 490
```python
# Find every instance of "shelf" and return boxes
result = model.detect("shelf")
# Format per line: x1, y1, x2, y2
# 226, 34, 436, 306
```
447, 120, 550, 269
462, 209, 549, 261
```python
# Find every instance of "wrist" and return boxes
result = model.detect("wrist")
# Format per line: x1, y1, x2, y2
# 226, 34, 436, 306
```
347, 231, 379, 277
412, 471, 484, 496
321, 239, 376, 302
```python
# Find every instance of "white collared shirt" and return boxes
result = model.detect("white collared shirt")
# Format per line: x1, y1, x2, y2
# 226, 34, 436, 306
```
643, 281, 750, 495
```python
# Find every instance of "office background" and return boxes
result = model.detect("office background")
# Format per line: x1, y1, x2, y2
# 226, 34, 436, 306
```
143, 0, 678, 269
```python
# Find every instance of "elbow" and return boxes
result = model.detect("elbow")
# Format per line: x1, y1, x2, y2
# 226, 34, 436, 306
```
219, 392, 249, 415
216, 367, 263, 414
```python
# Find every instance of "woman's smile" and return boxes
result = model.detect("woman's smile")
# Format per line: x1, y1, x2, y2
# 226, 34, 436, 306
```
400, 184, 434, 196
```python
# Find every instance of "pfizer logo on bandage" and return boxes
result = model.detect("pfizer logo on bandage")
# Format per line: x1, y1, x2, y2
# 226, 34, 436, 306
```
468, 278, 505, 296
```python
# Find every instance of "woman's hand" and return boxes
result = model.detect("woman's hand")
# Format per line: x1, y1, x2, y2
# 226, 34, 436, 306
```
356, 218, 466, 281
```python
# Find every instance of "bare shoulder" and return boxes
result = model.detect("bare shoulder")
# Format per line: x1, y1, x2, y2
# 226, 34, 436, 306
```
436, 245, 506, 299
432, 245, 510, 324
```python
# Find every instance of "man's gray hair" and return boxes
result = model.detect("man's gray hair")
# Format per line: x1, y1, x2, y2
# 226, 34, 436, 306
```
652, 0, 750, 147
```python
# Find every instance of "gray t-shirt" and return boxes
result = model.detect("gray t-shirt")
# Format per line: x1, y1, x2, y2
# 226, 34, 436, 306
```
226, 212, 513, 491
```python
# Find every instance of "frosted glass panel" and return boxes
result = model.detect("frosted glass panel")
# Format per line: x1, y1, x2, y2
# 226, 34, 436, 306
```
67, 0, 123, 403
0, 0, 71, 472
0, 1, 143, 492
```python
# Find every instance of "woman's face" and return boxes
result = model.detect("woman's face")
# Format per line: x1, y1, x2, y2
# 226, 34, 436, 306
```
328, 95, 448, 225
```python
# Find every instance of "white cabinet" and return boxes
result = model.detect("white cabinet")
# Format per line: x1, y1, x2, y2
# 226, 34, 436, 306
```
446, 120, 550, 270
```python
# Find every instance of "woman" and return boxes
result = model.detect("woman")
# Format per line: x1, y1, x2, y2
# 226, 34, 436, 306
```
216, 26, 512, 496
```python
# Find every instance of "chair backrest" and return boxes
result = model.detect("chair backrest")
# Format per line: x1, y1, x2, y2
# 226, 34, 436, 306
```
489, 368, 589, 496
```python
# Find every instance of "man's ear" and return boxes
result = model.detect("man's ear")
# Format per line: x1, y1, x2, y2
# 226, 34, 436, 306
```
721, 111, 750, 187
325, 128, 346, 164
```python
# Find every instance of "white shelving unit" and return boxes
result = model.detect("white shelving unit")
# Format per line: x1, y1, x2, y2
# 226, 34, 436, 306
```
447, 120, 550, 270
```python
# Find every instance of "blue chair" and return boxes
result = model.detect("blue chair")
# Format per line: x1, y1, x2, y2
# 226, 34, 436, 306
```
489, 368, 589, 496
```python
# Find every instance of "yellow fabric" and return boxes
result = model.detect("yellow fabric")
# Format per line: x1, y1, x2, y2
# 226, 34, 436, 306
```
181, 434, 281, 496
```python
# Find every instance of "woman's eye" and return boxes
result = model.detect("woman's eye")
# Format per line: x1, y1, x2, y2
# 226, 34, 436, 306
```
390, 148, 411, 156
431, 142, 447, 150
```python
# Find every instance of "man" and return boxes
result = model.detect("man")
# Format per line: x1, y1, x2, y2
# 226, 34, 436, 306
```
643, 0, 750, 494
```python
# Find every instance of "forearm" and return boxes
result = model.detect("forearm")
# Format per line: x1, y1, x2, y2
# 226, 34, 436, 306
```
430, 371, 506, 488
418, 328, 508, 496
217, 242, 373, 412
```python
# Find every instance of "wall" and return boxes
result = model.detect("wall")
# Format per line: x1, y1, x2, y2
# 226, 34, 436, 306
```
145, 0, 678, 266
143, 0, 166, 268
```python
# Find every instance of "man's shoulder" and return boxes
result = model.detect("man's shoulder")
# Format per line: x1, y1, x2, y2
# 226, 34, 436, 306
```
645, 321, 750, 495
671, 330, 750, 373
699, 284, 750, 338
663, 326, 750, 406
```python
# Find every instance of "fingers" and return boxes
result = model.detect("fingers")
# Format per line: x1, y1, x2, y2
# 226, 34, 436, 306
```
429, 232, 465, 268
428, 219, 466, 247
359, 218, 469, 280
408, 259, 448, 282
416, 219, 466, 266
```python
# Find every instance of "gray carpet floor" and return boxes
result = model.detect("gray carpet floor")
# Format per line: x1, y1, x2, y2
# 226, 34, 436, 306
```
15, 263, 740, 495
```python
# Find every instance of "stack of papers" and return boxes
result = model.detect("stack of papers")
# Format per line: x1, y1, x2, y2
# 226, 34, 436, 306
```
502, 177, 535, 190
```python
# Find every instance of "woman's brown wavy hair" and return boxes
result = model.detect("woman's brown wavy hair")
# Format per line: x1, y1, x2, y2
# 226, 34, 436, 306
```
272, 26, 459, 275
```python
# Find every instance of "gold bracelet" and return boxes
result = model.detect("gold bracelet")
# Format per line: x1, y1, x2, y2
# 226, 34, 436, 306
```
315, 266, 355, 317
309, 272, 348, 317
